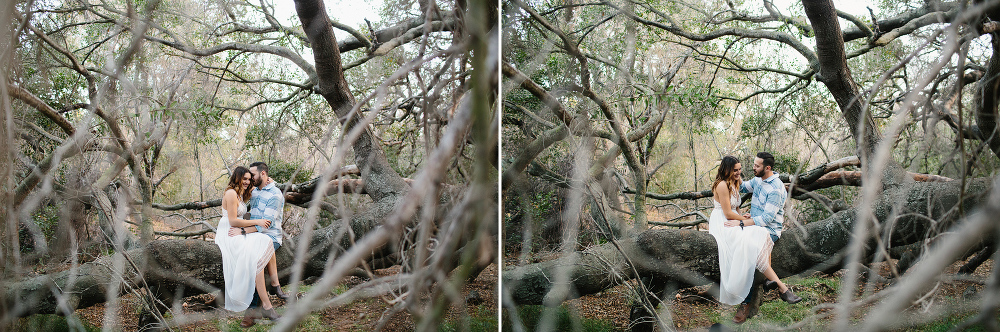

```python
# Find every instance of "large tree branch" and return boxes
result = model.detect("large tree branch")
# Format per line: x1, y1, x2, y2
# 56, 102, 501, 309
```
804, 0, 880, 160
296, 0, 409, 202
146, 36, 318, 80
338, 14, 454, 53
502, 125, 568, 191
151, 176, 417, 212
842, 1, 959, 43
504, 177, 992, 305
7, 84, 75, 136
625, 156, 952, 202
974, 32, 1000, 157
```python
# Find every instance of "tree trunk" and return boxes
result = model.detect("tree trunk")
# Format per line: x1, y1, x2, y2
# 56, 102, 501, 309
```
975, 32, 1000, 157
803, 0, 880, 160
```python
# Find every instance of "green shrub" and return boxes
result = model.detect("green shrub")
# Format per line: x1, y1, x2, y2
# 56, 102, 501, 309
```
440, 305, 498, 332
10, 314, 99, 332
504, 305, 617, 332
264, 158, 314, 184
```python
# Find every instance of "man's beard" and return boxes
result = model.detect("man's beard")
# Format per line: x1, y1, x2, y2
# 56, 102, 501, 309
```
254, 177, 263, 187
755, 169, 766, 177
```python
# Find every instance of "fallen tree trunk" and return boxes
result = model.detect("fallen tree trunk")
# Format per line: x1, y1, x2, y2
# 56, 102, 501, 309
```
503, 176, 992, 305
2, 211, 408, 318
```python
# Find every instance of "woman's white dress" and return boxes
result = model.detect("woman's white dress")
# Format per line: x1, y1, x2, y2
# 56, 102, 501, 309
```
709, 191, 774, 305
215, 200, 274, 311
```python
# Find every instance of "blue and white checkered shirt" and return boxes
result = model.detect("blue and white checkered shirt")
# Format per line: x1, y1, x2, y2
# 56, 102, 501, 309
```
740, 173, 786, 239
250, 181, 284, 245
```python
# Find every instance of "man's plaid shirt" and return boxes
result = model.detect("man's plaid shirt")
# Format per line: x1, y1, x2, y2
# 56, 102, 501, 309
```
250, 181, 284, 245
740, 173, 786, 239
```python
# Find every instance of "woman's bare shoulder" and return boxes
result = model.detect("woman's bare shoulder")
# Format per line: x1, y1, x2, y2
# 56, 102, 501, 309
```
714, 181, 730, 193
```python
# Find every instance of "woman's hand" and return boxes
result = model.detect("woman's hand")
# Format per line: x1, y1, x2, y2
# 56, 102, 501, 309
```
228, 227, 243, 237
724, 220, 741, 227
257, 219, 271, 228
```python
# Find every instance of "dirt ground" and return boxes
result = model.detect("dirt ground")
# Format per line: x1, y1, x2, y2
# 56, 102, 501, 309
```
73, 263, 498, 331
542, 257, 995, 331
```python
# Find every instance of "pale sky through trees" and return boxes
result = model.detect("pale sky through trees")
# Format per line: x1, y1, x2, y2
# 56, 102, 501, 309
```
272, 0, 381, 41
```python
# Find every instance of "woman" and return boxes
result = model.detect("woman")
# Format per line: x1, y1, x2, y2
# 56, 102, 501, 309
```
215, 166, 280, 322
708, 156, 790, 305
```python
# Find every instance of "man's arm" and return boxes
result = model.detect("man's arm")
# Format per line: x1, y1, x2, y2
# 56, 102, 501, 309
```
740, 178, 757, 194
751, 189, 782, 230
260, 196, 282, 229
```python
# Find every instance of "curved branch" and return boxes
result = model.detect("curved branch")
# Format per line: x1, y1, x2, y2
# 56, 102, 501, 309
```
337, 14, 456, 53
7, 83, 75, 135
613, 0, 820, 72
147, 36, 318, 79
842, 1, 960, 42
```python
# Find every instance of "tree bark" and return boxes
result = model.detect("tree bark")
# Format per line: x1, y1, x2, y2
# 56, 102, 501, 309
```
803, 0, 880, 160
295, 0, 409, 203
975, 32, 1000, 157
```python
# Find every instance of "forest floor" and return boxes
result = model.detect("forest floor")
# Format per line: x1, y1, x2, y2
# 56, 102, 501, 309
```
503, 252, 995, 331
13, 263, 497, 331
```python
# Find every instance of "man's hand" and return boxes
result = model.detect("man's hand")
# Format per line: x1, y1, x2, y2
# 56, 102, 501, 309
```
228, 227, 242, 237
724, 220, 741, 227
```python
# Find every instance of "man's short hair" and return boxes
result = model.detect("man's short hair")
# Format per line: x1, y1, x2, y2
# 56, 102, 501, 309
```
757, 152, 775, 169
249, 161, 269, 174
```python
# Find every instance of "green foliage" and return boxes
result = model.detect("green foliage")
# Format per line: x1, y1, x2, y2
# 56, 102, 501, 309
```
798, 186, 856, 223
669, 83, 724, 134
716, 276, 840, 331
739, 111, 777, 141
528, 191, 559, 221
771, 152, 806, 175
440, 305, 499, 332
900, 312, 991, 332
21, 203, 60, 253
171, 103, 227, 145
504, 305, 618, 332
503, 187, 562, 253
10, 314, 100, 332
244, 121, 280, 149
264, 158, 314, 184
216, 308, 322, 331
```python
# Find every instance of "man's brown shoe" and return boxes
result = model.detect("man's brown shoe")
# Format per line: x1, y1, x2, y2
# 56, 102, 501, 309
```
268, 284, 289, 300
240, 308, 259, 328
240, 314, 256, 328
780, 289, 803, 304
732, 303, 750, 324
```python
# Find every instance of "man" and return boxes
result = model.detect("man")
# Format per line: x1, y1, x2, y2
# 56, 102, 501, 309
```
241, 161, 287, 327
732, 152, 801, 324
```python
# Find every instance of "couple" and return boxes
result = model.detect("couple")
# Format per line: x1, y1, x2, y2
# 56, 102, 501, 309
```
214, 162, 290, 328
709, 152, 802, 324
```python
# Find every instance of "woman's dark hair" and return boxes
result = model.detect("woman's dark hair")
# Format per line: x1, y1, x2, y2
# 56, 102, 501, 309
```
226, 166, 253, 203
712, 155, 741, 197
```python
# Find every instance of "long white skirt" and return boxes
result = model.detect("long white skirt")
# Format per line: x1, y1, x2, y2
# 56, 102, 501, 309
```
215, 217, 274, 312
708, 209, 773, 305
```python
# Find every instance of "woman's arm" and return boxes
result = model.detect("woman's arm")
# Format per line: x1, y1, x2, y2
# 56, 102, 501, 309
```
715, 183, 748, 221
228, 225, 261, 237
230, 217, 270, 228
